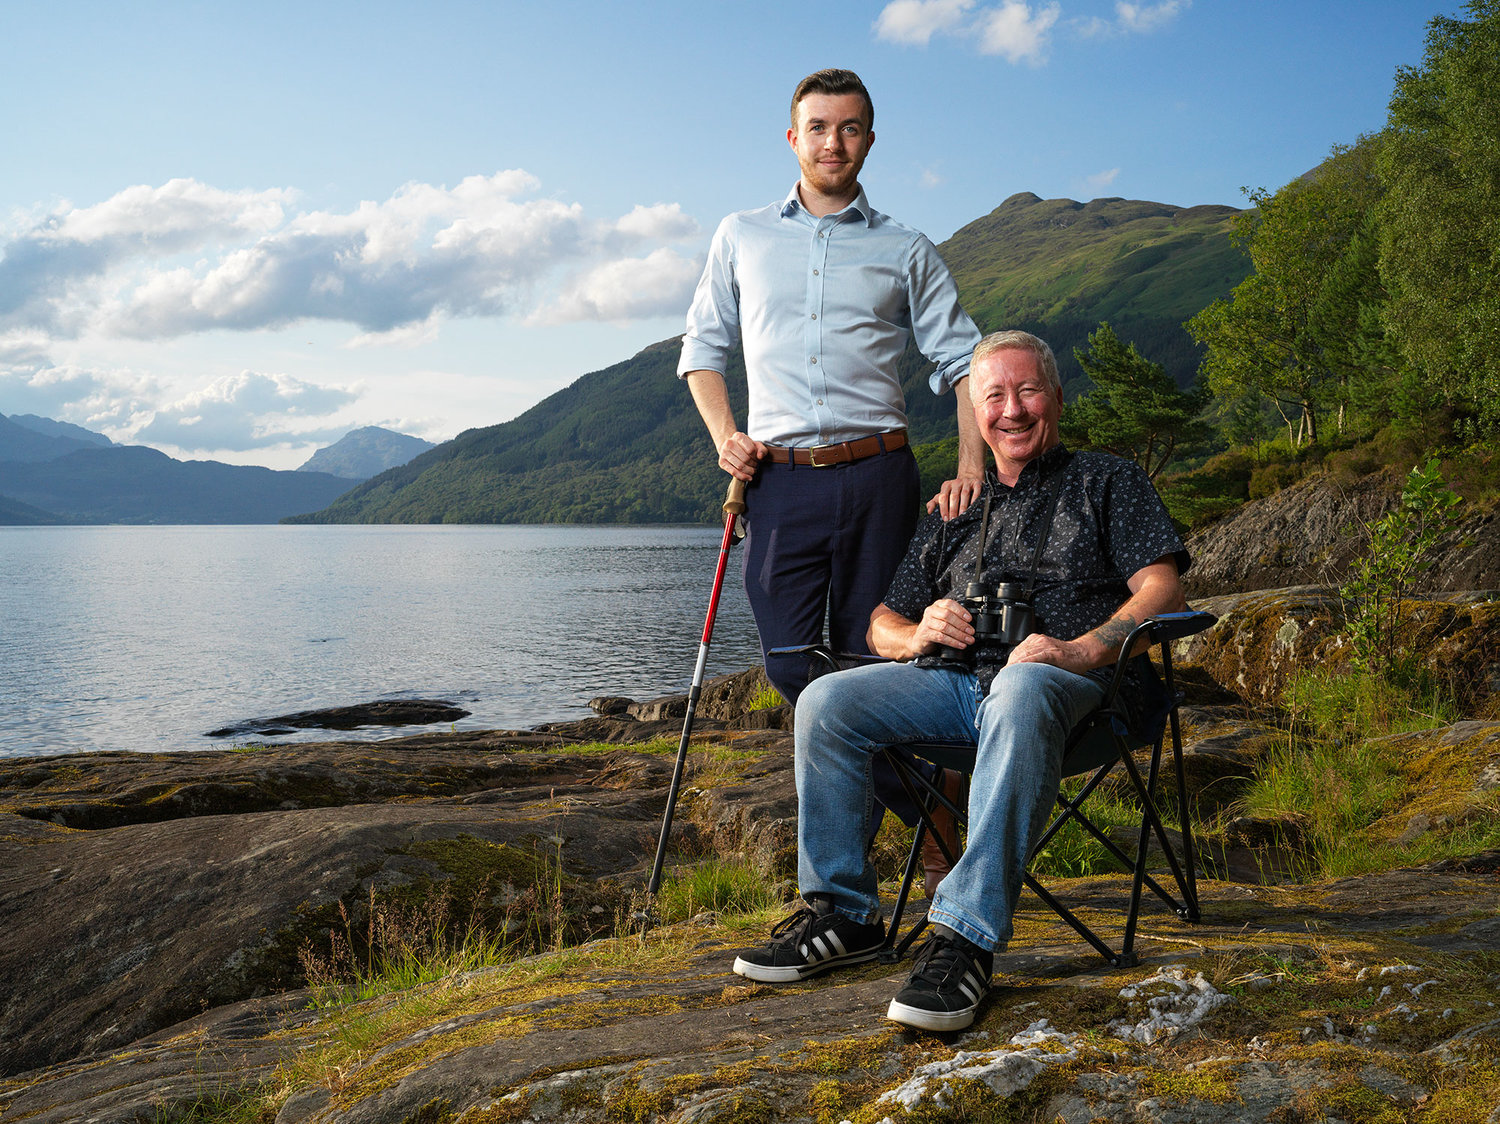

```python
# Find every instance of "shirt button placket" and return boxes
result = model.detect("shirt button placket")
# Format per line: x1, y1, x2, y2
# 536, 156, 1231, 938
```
808, 218, 833, 439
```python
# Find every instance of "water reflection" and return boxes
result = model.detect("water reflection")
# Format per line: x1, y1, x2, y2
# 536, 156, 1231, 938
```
0, 525, 764, 757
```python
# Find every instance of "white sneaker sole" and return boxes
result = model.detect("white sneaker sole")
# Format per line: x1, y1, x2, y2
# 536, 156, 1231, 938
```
732, 946, 880, 983
886, 996, 978, 1032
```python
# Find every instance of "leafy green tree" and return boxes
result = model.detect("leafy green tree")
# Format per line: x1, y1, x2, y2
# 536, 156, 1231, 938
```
1376, 0, 1500, 432
1061, 323, 1210, 479
1188, 139, 1386, 446
1305, 215, 1404, 431
1341, 459, 1464, 679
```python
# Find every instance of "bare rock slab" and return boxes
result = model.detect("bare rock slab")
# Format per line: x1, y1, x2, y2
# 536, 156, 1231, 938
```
0, 732, 794, 1077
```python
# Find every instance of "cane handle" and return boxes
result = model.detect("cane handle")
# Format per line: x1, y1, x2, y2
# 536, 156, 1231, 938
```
724, 476, 748, 516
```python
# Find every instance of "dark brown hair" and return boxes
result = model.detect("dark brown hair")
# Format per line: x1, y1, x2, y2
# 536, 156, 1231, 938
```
790, 69, 874, 130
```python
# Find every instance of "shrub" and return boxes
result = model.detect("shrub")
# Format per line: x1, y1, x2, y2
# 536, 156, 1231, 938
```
1341, 458, 1465, 678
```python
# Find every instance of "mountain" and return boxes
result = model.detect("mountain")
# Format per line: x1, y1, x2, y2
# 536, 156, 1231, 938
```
0, 413, 107, 464
0, 493, 64, 525
7, 414, 113, 448
941, 193, 1248, 390
0, 445, 356, 524
297, 426, 436, 481
287, 192, 1248, 525
287, 338, 734, 524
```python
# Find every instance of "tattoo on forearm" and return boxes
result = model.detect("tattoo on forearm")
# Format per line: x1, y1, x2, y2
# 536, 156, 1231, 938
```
1093, 615, 1138, 654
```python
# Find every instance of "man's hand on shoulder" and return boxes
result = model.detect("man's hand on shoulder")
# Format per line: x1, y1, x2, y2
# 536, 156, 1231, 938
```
926, 473, 984, 521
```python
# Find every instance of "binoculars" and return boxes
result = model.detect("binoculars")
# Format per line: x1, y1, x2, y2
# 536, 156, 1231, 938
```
960, 580, 1036, 647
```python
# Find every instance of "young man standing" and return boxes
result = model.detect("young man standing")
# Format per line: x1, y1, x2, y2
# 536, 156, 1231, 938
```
678, 68, 984, 711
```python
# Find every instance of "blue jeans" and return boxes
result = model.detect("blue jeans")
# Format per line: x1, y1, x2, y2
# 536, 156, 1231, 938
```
794, 659, 1106, 951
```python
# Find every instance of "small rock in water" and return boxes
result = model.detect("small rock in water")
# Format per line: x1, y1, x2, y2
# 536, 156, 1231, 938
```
589, 696, 634, 716
206, 699, 470, 738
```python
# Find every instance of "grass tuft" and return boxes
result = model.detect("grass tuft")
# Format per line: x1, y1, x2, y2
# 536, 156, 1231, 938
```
1222, 666, 1496, 879
654, 858, 781, 924
746, 685, 785, 711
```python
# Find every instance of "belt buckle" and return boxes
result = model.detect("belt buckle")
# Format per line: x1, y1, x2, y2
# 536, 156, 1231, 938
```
807, 442, 847, 468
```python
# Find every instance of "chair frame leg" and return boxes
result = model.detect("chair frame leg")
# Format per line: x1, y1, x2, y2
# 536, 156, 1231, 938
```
872, 718, 1202, 966
876, 747, 965, 959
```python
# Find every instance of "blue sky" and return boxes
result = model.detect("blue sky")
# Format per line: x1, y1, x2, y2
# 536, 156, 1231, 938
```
0, 0, 1454, 469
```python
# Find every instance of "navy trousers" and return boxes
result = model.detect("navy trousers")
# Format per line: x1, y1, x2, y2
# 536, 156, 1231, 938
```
742, 445, 921, 700
741, 444, 926, 828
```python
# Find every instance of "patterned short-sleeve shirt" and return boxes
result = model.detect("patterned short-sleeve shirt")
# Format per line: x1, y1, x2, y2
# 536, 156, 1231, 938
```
882, 446, 1190, 724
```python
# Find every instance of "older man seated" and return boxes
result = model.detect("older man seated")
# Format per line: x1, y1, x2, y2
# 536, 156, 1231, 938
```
731, 329, 1191, 1031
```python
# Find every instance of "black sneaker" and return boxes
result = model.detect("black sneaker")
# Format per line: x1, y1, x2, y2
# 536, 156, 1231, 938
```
886, 929, 994, 1031
732, 899, 885, 983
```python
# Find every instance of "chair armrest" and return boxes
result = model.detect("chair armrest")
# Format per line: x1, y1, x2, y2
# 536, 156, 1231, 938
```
767, 644, 892, 679
1100, 609, 1218, 703
1144, 610, 1218, 644
767, 644, 892, 664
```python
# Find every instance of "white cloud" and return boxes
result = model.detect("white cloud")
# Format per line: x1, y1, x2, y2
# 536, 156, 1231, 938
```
920, 168, 946, 189
0, 172, 702, 346
49, 178, 290, 248
1077, 0, 1189, 37
876, 0, 1186, 55
874, 0, 976, 45
1085, 167, 1122, 192
1116, 0, 1188, 32
977, 1, 1061, 63
0, 173, 707, 460
132, 370, 358, 452
0, 330, 52, 369
343, 315, 445, 350
0, 355, 161, 436
614, 203, 698, 241
1, 344, 362, 454
533, 247, 703, 325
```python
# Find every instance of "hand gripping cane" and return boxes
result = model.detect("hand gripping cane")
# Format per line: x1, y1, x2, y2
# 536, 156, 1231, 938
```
645, 476, 749, 897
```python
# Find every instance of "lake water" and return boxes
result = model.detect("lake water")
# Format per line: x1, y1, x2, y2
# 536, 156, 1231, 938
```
0, 525, 764, 758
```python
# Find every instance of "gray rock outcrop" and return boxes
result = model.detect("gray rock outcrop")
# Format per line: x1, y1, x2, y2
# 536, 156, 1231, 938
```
1183, 469, 1500, 597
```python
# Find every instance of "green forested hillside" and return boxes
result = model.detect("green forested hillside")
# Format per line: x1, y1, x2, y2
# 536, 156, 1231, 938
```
290, 193, 1250, 525
943, 193, 1248, 391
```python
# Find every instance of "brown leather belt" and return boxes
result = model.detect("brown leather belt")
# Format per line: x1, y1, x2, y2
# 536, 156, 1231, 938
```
763, 430, 907, 468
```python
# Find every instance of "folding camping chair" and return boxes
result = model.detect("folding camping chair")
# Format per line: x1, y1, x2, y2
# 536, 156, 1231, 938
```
784, 608, 1215, 969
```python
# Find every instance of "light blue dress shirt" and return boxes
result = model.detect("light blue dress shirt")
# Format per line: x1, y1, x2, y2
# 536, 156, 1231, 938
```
678, 184, 980, 447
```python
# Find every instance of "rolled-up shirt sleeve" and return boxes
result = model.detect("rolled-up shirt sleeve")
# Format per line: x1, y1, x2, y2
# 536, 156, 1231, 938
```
678, 215, 740, 377
907, 234, 980, 396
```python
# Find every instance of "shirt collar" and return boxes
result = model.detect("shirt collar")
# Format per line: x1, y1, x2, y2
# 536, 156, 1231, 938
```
986, 444, 1072, 493
779, 183, 875, 227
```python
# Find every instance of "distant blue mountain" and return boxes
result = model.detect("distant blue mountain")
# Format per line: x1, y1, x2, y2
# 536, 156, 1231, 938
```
8, 414, 113, 447
0, 413, 103, 464
0, 492, 64, 525
297, 426, 435, 481
0, 442, 356, 524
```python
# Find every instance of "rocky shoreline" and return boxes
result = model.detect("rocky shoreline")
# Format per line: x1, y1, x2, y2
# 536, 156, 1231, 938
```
2, 586, 1499, 1122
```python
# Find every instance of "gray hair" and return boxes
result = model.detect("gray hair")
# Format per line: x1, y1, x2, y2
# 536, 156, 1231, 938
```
972, 330, 1060, 392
